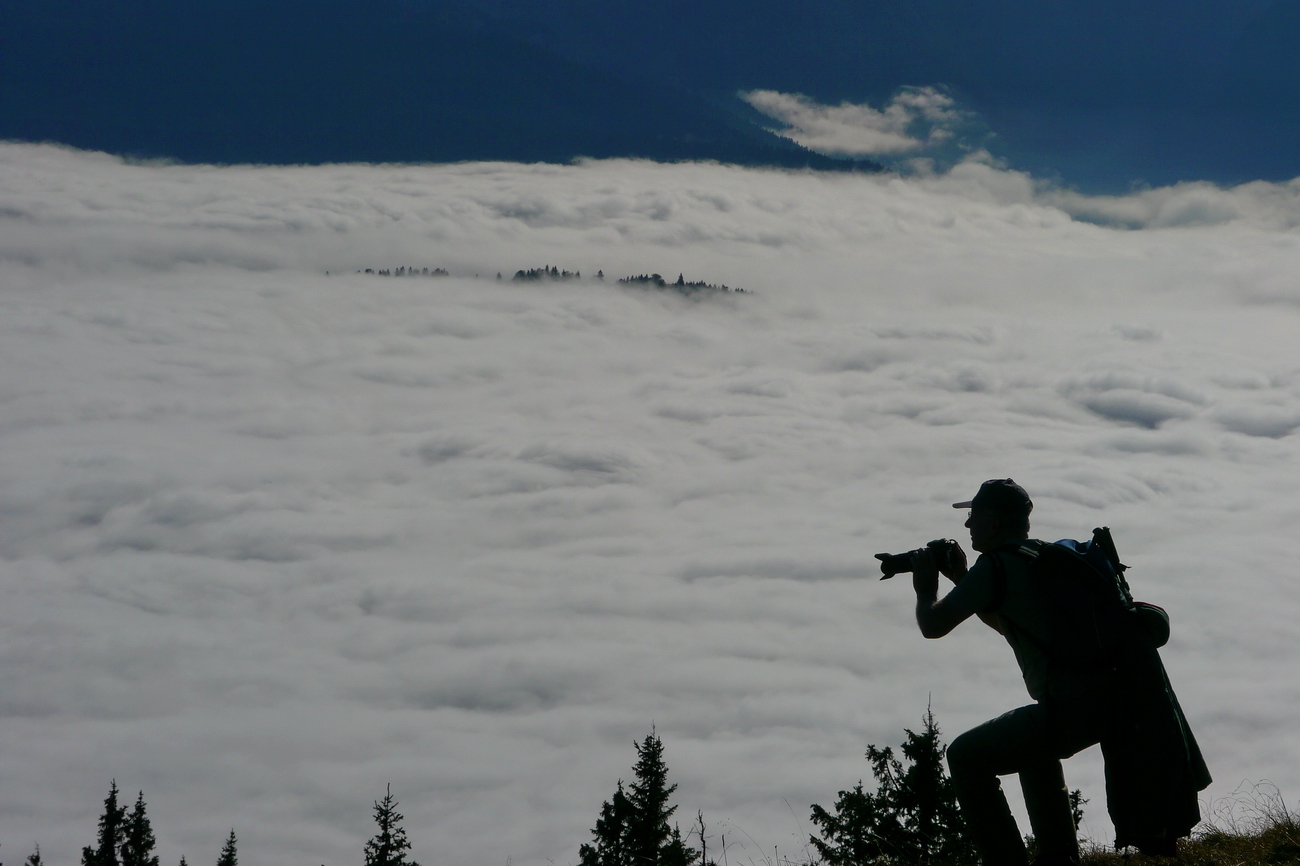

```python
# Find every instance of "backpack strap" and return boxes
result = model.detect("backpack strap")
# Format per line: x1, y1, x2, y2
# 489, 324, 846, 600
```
985, 540, 1041, 612
986, 550, 1008, 613
990, 541, 1051, 655
1010, 539, 1045, 560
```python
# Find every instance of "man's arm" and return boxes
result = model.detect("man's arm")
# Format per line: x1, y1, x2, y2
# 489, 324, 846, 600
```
912, 549, 982, 638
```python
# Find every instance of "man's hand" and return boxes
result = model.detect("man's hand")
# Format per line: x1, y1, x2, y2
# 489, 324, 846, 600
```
911, 548, 940, 599
931, 539, 968, 583
912, 547, 979, 639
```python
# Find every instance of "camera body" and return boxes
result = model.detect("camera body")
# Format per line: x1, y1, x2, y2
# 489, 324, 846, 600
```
876, 538, 960, 579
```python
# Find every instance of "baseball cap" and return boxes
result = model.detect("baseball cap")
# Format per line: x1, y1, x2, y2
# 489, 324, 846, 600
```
952, 478, 1033, 515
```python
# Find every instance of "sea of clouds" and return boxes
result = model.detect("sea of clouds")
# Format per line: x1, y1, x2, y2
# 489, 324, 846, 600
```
2, 142, 1300, 866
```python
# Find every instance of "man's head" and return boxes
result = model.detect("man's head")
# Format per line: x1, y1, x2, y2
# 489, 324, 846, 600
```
953, 478, 1032, 552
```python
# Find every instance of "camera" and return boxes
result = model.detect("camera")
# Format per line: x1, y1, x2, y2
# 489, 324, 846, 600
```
875, 538, 960, 579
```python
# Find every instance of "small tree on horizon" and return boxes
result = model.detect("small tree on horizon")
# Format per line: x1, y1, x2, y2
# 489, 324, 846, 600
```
579, 729, 698, 866
364, 785, 420, 866
121, 791, 160, 866
83, 781, 128, 866
215, 830, 237, 866
809, 708, 978, 866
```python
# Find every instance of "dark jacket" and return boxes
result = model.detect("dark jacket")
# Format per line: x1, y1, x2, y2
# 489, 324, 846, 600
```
1101, 632, 1211, 850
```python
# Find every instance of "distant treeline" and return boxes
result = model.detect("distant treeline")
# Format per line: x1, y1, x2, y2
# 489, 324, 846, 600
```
619, 273, 743, 294
351, 264, 746, 295
355, 266, 449, 277
33, 721, 964, 866
59, 781, 418, 866
513, 265, 584, 282
35, 715, 1300, 865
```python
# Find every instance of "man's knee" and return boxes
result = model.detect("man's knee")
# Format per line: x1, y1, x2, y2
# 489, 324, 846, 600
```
947, 727, 982, 780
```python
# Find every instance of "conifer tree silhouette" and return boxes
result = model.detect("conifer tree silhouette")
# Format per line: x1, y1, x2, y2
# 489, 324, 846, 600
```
364, 785, 421, 866
26, 844, 44, 866
83, 781, 128, 866
582, 780, 633, 866
215, 830, 237, 866
809, 708, 977, 866
121, 791, 160, 866
579, 729, 698, 866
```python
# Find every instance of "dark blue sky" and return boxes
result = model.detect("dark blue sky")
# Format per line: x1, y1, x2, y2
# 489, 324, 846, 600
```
2, 0, 1298, 190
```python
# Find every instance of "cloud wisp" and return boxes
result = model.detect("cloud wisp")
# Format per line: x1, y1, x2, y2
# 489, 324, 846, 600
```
2, 144, 1300, 866
742, 86, 984, 166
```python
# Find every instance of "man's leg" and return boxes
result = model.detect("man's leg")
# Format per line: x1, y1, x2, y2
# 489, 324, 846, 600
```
1019, 754, 1077, 861
947, 704, 1081, 866
948, 708, 1036, 866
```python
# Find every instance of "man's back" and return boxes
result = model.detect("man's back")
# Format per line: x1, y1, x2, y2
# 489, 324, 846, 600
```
946, 548, 1115, 702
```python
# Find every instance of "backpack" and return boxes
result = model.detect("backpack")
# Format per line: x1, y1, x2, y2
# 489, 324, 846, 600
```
994, 527, 1168, 670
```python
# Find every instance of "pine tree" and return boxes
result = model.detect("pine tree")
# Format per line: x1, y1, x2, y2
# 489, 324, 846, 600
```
215, 830, 237, 866
625, 731, 682, 866
579, 781, 633, 866
579, 729, 698, 866
83, 781, 128, 866
27, 843, 45, 866
121, 791, 160, 866
809, 708, 978, 866
364, 785, 420, 866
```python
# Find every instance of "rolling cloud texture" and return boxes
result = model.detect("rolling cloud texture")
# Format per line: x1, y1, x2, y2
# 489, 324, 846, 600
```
3, 144, 1300, 865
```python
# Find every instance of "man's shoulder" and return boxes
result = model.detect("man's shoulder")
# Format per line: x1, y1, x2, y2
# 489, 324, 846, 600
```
970, 545, 1037, 576
950, 551, 1021, 614
992, 538, 1046, 557
964, 547, 1037, 609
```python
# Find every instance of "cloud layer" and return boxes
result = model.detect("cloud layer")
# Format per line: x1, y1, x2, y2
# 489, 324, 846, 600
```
3, 144, 1300, 866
